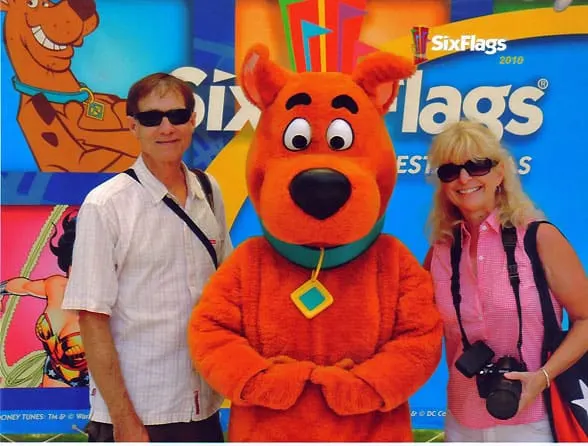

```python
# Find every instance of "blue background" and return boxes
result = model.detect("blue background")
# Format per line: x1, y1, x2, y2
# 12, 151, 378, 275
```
1, 0, 587, 435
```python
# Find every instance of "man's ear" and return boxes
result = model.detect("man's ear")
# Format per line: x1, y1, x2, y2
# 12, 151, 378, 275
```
127, 115, 139, 137
352, 51, 416, 115
240, 44, 289, 110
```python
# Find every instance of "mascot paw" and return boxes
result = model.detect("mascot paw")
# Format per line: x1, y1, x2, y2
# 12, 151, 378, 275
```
334, 358, 356, 370
268, 355, 298, 364
311, 366, 384, 416
240, 360, 315, 410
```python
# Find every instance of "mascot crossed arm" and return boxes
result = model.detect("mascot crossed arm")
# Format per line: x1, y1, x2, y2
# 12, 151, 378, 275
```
188, 44, 443, 442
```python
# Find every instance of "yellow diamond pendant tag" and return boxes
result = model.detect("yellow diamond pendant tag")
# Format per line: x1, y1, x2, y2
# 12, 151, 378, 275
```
290, 248, 333, 319
80, 87, 105, 120
291, 278, 333, 319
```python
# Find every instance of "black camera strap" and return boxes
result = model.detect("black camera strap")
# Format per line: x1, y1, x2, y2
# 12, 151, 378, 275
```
450, 225, 525, 366
450, 226, 471, 349
501, 226, 525, 366
124, 168, 218, 269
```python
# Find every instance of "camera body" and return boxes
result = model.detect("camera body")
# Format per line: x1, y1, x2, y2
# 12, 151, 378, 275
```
455, 340, 526, 420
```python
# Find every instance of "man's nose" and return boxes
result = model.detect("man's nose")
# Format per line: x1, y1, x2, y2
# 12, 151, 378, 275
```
158, 117, 175, 132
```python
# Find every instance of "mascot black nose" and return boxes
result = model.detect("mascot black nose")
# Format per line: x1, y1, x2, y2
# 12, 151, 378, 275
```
289, 169, 351, 220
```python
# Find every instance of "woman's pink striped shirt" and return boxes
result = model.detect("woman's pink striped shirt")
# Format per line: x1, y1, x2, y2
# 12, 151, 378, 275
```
431, 212, 561, 428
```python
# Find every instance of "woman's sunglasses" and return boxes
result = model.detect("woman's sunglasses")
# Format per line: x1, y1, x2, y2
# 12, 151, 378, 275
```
436, 158, 498, 183
132, 108, 192, 127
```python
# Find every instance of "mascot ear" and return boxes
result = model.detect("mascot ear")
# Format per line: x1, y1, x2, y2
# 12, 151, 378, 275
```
352, 52, 416, 115
240, 44, 289, 110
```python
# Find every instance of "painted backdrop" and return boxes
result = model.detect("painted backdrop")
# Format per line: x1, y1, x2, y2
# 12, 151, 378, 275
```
1, 0, 587, 435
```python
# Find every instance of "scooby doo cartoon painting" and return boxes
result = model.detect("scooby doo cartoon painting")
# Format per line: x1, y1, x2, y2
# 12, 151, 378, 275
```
1, 0, 139, 172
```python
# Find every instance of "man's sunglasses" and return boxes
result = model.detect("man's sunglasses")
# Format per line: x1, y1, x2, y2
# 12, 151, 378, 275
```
132, 108, 192, 127
437, 158, 498, 183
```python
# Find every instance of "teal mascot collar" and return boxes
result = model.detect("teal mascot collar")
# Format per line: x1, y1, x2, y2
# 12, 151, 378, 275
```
263, 217, 385, 269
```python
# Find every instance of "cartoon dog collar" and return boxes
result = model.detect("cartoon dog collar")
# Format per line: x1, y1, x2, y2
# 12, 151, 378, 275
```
12, 76, 105, 120
262, 216, 385, 270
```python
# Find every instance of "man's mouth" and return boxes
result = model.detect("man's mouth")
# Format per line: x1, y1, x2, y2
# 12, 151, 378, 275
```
157, 139, 180, 144
31, 25, 67, 51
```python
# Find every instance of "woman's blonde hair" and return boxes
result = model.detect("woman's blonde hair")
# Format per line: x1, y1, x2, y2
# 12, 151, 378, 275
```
427, 119, 543, 243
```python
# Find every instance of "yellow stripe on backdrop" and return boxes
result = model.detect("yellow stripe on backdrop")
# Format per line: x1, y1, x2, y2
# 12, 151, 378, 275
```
209, 7, 588, 231
205, 126, 253, 228
318, 0, 327, 72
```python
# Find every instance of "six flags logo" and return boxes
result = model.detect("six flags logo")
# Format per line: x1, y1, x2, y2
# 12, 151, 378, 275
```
411, 26, 507, 64
411, 26, 431, 64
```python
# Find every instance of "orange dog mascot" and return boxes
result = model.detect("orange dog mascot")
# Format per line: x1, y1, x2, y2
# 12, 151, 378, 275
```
188, 44, 442, 442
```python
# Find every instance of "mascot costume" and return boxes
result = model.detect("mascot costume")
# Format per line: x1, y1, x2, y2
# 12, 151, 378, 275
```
188, 44, 442, 442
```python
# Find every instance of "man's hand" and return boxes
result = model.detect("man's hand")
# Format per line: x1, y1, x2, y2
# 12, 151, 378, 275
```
113, 413, 149, 442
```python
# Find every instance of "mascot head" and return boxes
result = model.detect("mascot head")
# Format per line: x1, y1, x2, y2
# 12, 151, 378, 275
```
240, 44, 415, 248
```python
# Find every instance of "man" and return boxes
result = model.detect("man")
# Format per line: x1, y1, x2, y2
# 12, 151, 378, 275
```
62, 73, 232, 442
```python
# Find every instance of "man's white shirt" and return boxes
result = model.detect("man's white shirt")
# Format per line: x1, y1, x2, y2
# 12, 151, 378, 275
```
62, 156, 232, 425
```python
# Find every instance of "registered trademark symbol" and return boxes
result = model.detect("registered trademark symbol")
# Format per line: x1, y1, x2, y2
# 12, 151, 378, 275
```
537, 78, 549, 90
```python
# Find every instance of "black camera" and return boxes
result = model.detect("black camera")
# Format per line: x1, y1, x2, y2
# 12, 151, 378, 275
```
455, 340, 526, 420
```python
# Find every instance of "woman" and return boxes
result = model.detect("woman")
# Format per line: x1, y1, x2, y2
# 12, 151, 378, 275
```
0, 213, 88, 388
424, 120, 588, 442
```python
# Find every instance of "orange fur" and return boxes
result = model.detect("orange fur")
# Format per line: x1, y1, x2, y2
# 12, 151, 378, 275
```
188, 44, 442, 441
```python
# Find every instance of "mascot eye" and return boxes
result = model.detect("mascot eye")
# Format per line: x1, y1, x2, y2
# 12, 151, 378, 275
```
326, 119, 354, 151
27, 0, 39, 7
284, 118, 312, 151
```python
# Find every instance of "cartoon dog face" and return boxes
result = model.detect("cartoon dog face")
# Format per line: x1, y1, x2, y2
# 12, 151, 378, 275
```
240, 44, 415, 247
1, 0, 98, 72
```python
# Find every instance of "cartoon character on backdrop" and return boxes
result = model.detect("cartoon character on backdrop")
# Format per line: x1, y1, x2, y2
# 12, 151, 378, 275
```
188, 44, 442, 442
0, 212, 88, 388
0, 0, 139, 172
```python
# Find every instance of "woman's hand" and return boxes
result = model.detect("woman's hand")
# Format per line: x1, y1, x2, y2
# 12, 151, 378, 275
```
504, 369, 549, 413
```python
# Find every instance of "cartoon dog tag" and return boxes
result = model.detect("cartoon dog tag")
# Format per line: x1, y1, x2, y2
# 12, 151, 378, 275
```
80, 87, 105, 120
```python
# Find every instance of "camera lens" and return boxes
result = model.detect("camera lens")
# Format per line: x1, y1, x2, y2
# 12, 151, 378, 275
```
486, 384, 520, 420
484, 356, 524, 420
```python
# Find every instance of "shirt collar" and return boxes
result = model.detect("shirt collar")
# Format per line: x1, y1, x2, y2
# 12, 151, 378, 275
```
484, 209, 501, 233
131, 156, 205, 204
459, 208, 501, 238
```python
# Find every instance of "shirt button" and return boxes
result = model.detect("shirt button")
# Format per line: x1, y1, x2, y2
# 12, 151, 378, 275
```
478, 255, 484, 261
481, 225, 487, 231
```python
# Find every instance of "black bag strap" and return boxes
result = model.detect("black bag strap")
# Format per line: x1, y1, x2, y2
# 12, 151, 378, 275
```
124, 168, 218, 269
523, 221, 561, 347
501, 226, 525, 366
450, 224, 525, 364
189, 168, 215, 213
523, 220, 566, 442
